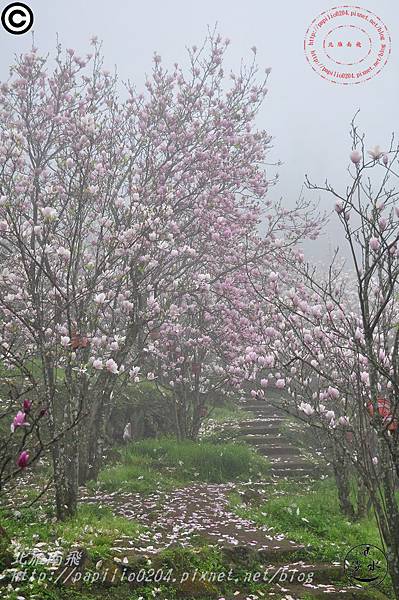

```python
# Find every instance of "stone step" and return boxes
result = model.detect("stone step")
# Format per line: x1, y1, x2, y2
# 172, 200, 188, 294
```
270, 465, 320, 478
269, 583, 381, 599
259, 561, 343, 585
239, 418, 284, 427
221, 542, 304, 564
241, 412, 284, 418
242, 404, 285, 414
257, 434, 286, 445
269, 458, 315, 468
241, 400, 284, 408
237, 433, 289, 448
237, 425, 283, 436
256, 445, 302, 457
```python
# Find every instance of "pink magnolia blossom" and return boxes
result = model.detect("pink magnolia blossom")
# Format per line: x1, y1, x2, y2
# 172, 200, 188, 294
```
369, 237, 380, 252
299, 402, 314, 416
368, 145, 384, 160
17, 451, 29, 469
327, 386, 339, 400
94, 292, 106, 304
264, 355, 274, 367
122, 300, 134, 312
129, 366, 140, 379
350, 150, 362, 164
39, 206, 57, 220
354, 328, 363, 341
92, 359, 103, 370
11, 411, 27, 432
275, 378, 285, 389
105, 358, 118, 374
379, 218, 387, 231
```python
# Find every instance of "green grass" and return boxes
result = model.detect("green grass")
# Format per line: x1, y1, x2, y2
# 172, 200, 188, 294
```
233, 477, 393, 597
235, 478, 381, 562
205, 400, 250, 423
0, 503, 140, 561
1, 542, 277, 600
91, 436, 270, 494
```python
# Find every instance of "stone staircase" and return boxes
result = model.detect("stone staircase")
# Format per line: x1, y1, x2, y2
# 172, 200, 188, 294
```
237, 397, 324, 479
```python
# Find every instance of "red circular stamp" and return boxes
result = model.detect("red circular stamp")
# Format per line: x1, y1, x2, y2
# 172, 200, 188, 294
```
304, 6, 391, 84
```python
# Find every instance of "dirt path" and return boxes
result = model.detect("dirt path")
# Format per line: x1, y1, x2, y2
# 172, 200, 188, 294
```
78, 403, 379, 598
81, 482, 301, 557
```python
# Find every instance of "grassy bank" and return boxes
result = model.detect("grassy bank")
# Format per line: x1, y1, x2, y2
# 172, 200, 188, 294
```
90, 436, 270, 494
232, 477, 393, 597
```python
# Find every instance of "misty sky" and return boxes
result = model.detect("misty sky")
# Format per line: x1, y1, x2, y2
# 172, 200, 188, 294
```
0, 0, 397, 262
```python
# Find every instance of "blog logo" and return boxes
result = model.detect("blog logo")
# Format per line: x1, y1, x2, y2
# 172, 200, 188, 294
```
344, 544, 387, 586
1, 3, 34, 35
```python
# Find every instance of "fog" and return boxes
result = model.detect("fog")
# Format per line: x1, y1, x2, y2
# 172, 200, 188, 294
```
1, 0, 397, 263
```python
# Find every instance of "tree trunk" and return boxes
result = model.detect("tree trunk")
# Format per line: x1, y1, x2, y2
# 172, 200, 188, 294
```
332, 443, 354, 519
52, 439, 77, 520
380, 445, 399, 598
356, 477, 368, 520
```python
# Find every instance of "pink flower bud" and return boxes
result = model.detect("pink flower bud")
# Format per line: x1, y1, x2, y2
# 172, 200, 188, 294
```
350, 150, 362, 164
23, 399, 32, 413
369, 237, 380, 251
328, 386, 339, 400
379, 218, 387, 231
354, 327, 362, 341
17, 451, 29, 469
383, 154, 389, 166
325, 410, 335, 421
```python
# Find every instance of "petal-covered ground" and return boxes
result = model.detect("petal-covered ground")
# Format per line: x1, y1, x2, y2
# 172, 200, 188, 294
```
80, 483, 301, 556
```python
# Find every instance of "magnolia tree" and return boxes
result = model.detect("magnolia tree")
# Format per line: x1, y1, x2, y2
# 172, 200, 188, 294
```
143, 269, 263, 439
140, 186, 321, 439
246, 124, 399, 596
0, 33, 289, 518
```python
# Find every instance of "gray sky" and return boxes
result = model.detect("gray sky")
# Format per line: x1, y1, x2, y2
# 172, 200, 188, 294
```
1, 0, 397, 262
